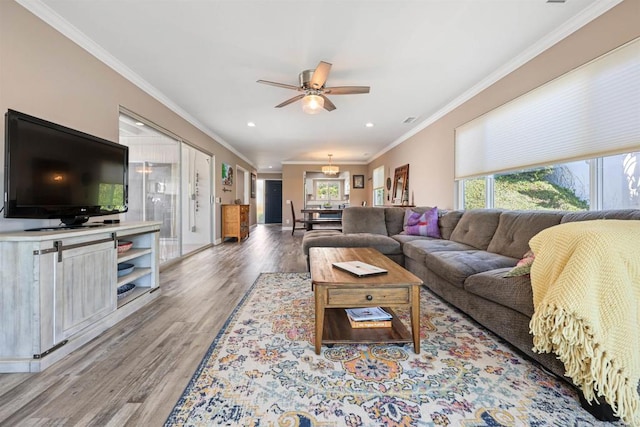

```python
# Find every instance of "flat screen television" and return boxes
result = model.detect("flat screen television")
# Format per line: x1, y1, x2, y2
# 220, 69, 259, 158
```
4, 109, 128, 227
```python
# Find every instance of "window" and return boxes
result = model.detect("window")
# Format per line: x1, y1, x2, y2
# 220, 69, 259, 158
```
372, 166, 384, 206
460, 153, 640, 211
603, 152, 640, 209
455, 39, 640, 212
493, 161, 589, 210
315, 180, 342, 200
462, 178, 486, 210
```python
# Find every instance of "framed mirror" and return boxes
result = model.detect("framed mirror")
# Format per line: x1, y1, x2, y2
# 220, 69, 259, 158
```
392, 164, 409, 205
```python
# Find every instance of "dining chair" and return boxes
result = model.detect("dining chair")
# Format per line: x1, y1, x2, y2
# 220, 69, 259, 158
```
290, 201, 306, 235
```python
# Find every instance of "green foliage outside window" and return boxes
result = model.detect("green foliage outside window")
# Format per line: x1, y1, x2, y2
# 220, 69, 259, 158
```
464, 179, 485, 209
463, 167, 589, 211
316, 182, 340, 200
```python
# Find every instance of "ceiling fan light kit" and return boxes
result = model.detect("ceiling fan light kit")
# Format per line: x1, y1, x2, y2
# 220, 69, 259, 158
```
257, 61, 370, 114
301, 94, 324, 114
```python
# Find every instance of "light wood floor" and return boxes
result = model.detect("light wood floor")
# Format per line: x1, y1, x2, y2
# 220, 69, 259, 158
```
0, 224, 307, 426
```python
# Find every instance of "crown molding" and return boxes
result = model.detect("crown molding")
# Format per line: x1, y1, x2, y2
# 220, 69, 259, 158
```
15, 0, 256, 169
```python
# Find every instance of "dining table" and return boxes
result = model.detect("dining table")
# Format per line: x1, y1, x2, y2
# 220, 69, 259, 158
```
300, 208, 344, 231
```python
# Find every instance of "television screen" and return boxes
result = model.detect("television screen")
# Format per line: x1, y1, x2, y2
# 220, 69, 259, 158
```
4, 109, 128, 225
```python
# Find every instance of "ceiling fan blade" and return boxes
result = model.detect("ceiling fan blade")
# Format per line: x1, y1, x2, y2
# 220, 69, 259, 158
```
320, 95, 336, 111
310, 61, 332, 89
323, 86, 370, 95
257, 80, 302, 91
275, 94, 305, 108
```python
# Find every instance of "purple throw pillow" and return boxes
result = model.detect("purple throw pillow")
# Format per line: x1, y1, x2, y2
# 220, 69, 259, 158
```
405, 207, 441, 238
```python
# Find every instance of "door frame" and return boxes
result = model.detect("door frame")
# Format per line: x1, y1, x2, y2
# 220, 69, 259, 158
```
264, 179, 283, 224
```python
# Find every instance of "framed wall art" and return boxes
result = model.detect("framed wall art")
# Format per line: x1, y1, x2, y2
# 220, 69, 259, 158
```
353, 174, 365, 189
222, 162, 233, 186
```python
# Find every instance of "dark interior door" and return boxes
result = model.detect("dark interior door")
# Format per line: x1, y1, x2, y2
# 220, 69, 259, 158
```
264, 180, 282, 224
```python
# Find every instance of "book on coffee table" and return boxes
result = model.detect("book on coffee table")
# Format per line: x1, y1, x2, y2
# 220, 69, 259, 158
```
345, 307, 393, 328
347, 317, 392, 328
332, 261, 388, 277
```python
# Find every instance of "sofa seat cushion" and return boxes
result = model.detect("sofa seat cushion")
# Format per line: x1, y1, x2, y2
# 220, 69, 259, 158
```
302, 232, 401, 256
301, 230, 344, 256
402, 239, 475, 264
464, 268, 535, 317
423, 250, 518, 288
392, 234, 430, 245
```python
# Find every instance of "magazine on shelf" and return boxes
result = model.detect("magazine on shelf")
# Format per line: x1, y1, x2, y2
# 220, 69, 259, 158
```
345, 307, 392, 322
332, 261, 388, 277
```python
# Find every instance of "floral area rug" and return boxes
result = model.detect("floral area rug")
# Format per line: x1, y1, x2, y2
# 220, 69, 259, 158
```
165, 272, 617, 426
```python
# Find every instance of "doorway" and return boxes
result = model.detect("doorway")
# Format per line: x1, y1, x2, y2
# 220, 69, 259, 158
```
181, 144, 213, 255
264, 180, 282, 224
236, 165, 250, 203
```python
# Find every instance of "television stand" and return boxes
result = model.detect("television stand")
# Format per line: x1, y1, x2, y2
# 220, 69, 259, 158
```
24, 223, 105, 232
0, 221, 161, 372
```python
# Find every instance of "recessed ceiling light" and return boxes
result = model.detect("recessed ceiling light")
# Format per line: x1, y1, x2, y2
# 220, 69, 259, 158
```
247, 122, 256, 127
365, 122, 374, 128
135, 122, 145, 126
268, 165, 273, 169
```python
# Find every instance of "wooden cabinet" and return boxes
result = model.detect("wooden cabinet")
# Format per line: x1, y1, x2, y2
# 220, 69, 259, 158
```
221, 204, 250, 242
0, 222, 160, 372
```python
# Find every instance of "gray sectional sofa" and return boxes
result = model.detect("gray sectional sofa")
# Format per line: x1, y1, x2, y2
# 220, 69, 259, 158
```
302, 206, 640, 418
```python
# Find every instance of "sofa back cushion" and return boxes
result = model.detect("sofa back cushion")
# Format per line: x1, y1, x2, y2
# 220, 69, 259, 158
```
384, 207, 408, 236
486, 211, 564, 258
342, 207, 388, 235
438, 210, 464, 240
449, 209, 502, 250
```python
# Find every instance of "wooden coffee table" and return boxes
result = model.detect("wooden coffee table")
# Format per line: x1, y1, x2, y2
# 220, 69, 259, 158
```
309, 247, 423, 355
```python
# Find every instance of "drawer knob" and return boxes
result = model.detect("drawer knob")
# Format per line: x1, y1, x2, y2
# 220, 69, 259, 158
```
366, 295, 373, 301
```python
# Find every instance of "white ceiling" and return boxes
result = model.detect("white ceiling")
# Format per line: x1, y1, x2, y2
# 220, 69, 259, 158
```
21, 0, 617, 172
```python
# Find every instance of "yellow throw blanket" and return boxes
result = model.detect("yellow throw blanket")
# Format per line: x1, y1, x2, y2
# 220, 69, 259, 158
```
529, 220, 640, 426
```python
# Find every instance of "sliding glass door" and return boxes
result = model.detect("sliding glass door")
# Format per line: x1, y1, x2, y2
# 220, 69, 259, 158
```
120, 115, 181, 263
119, 112, 214, 264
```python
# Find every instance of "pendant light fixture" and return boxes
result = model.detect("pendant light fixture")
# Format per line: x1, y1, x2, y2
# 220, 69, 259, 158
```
322, 154, 339, 175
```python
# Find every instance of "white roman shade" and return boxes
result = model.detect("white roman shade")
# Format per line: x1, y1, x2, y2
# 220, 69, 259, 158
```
455, 38, 640, 180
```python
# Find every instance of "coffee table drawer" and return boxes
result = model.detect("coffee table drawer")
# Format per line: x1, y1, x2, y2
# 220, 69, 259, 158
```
327, 287, 410, 305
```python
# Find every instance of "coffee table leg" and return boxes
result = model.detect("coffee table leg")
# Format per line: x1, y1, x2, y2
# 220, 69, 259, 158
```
411, 285, 420, 354
314, 286, 326, 355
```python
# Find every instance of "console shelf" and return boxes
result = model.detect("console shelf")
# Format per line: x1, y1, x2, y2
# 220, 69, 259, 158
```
0, 221, 161, 373
117, 267, 152, 287
117, 286, 153, 308
118, 247, 152, 263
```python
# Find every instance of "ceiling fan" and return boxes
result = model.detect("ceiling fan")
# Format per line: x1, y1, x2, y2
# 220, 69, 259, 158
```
257, 61, 370, 114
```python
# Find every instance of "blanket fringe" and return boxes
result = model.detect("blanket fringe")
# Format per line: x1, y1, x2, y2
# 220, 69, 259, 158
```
530, 304, 640, 426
